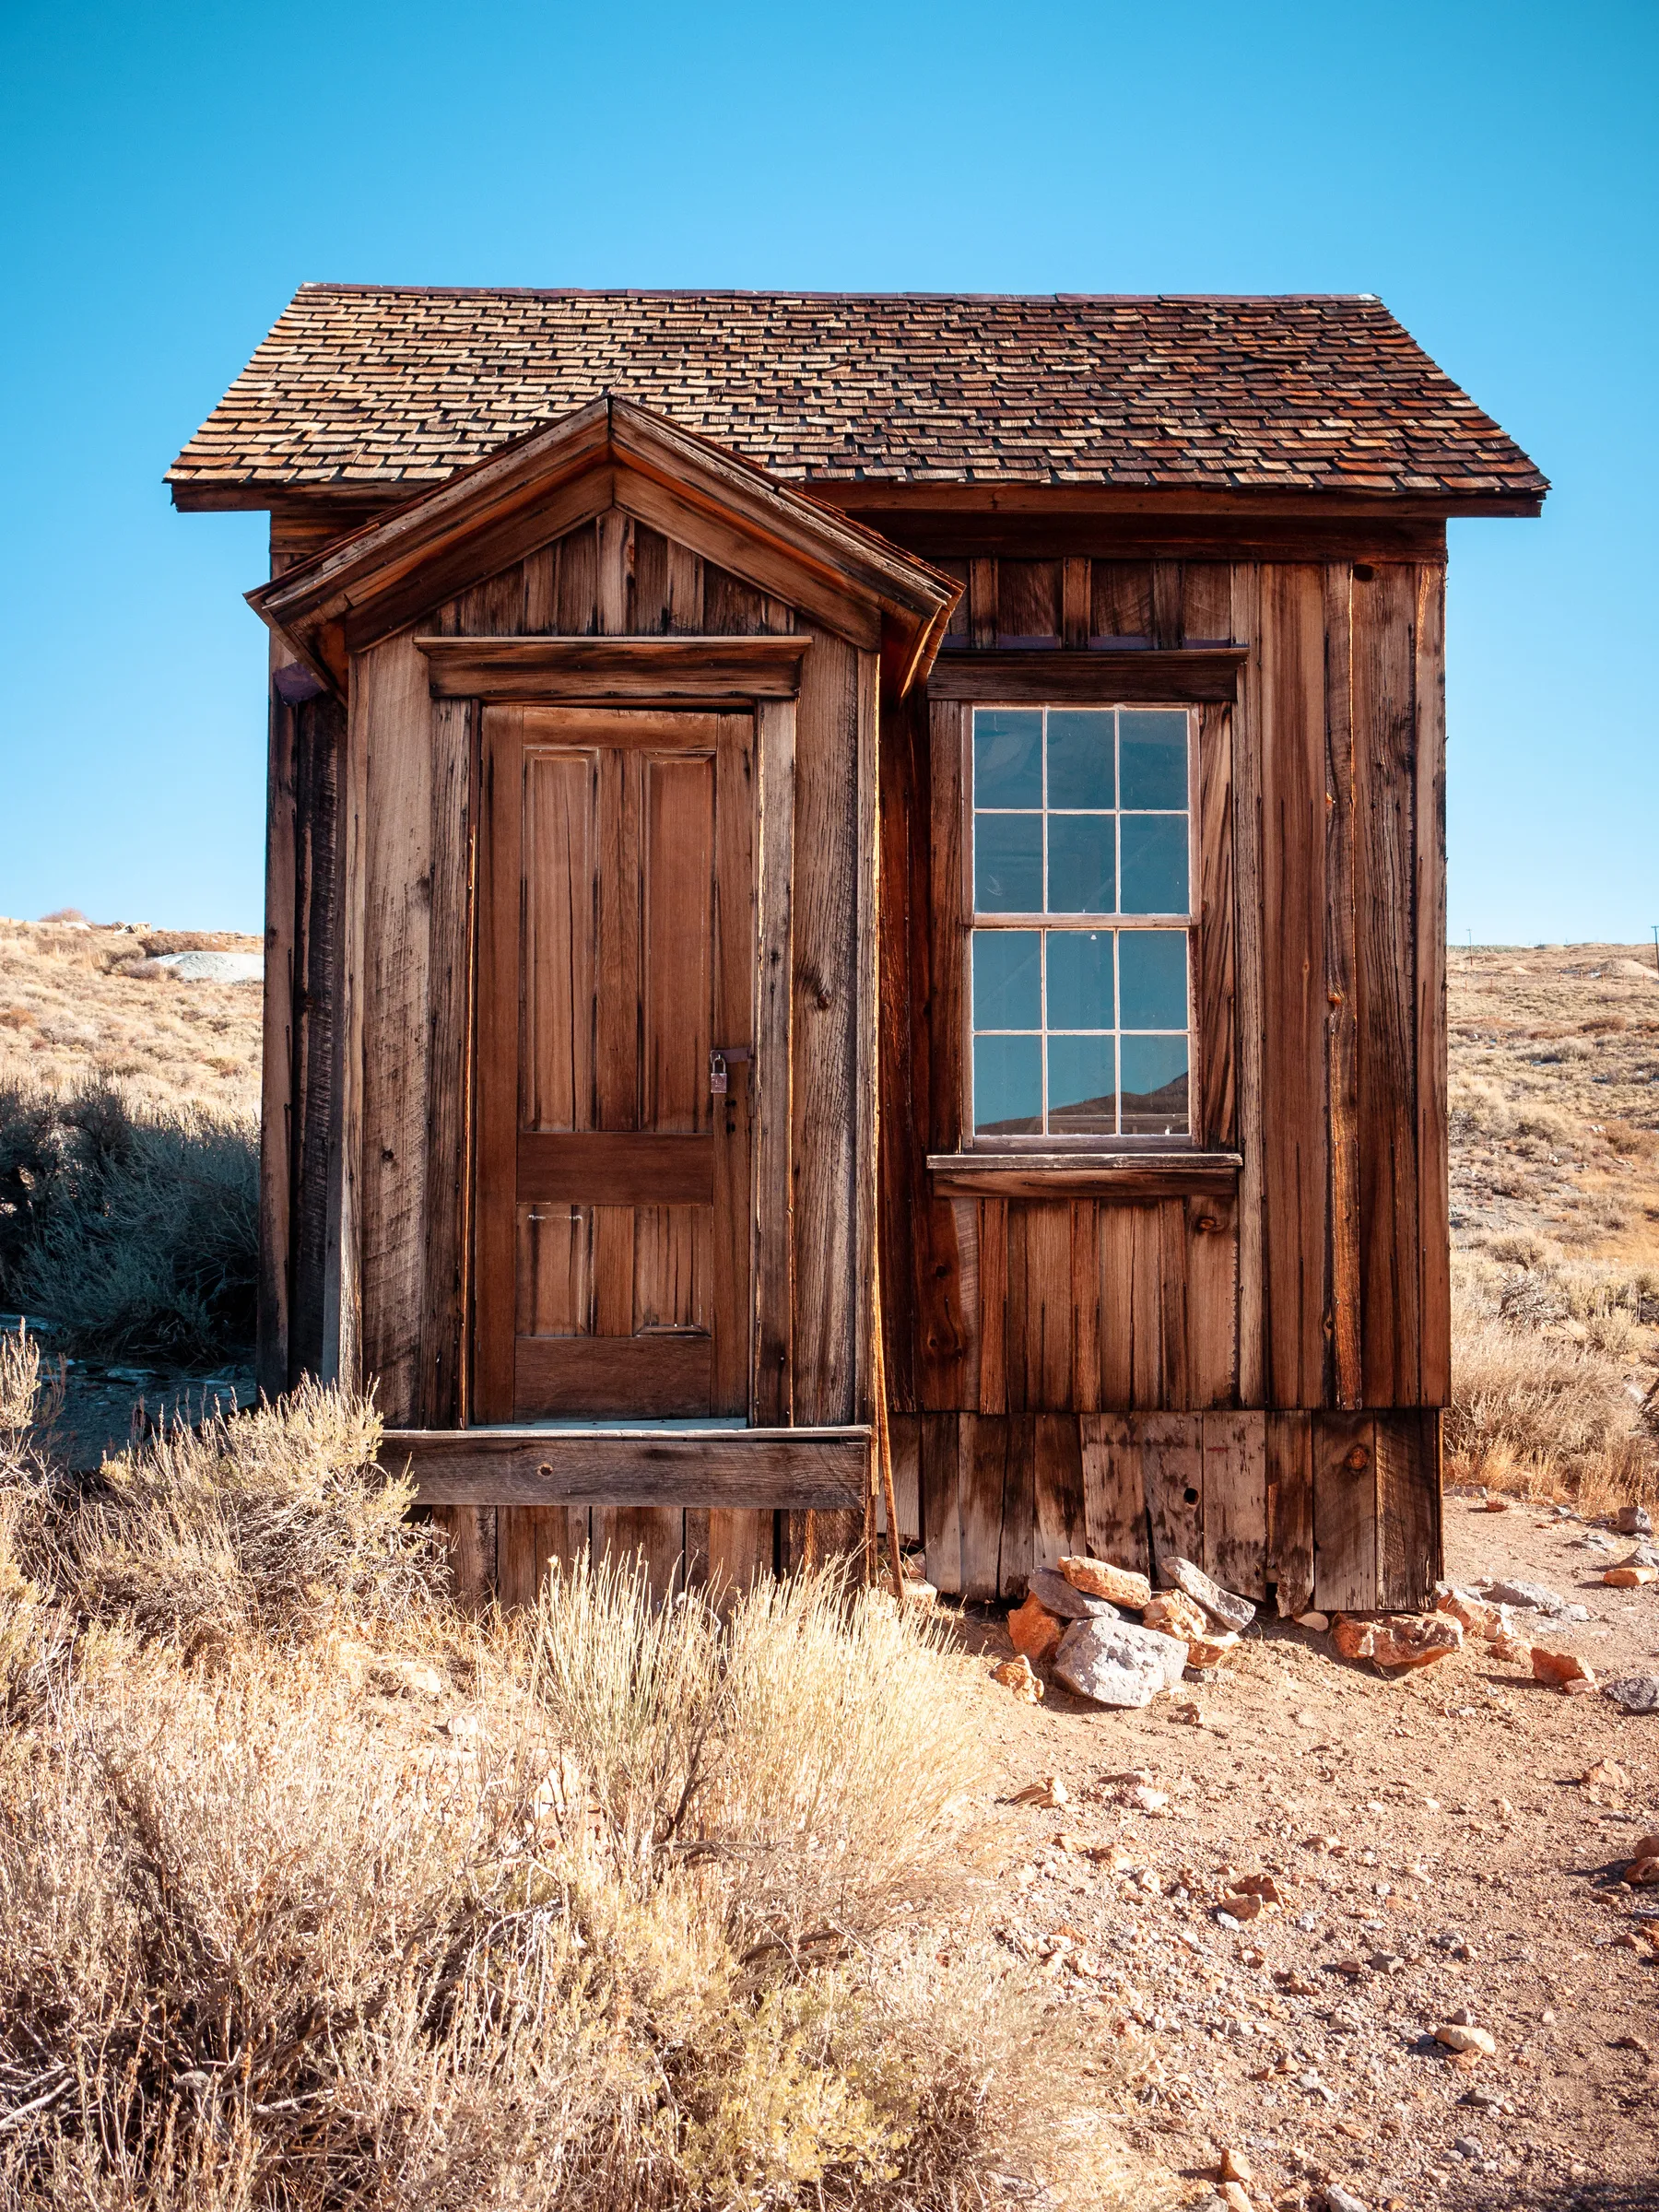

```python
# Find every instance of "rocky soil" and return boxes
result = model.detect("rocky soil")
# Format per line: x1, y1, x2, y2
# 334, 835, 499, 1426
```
960, 1500, 1659, 2211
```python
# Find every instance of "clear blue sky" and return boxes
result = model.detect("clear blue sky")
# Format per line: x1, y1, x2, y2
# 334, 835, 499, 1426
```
1, 0, 1653, 945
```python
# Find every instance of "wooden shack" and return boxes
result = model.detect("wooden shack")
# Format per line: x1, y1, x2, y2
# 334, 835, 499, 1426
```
171, 288, 1546, 1612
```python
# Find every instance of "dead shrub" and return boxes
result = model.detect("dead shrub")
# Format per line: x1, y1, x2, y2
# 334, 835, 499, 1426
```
0, 1081, 256, 1361
0, 1361, 1105, 2210
1603, 1118, 1657, 1159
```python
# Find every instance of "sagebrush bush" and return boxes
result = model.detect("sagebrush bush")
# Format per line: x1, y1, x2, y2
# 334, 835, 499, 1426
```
0, 1350, 1112, 2212
0, 1080, 257, 1362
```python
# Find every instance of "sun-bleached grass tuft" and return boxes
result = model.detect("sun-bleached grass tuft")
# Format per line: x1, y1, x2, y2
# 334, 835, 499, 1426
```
0, 1345, 1127, 2211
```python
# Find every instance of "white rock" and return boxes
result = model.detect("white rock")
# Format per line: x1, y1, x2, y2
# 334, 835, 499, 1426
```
1160, 1555, 1256, 1631
1053, 1616, 1188, 1707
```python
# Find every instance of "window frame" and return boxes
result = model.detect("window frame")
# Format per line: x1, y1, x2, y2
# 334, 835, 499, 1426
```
960, 699, 1202, 1152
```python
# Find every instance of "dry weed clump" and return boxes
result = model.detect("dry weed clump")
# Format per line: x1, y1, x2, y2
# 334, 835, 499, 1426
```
0, 1346, 1096, 2211
0, 1080, 257, 1362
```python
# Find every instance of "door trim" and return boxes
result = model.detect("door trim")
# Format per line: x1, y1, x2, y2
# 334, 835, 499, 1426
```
418, 633, 810, 701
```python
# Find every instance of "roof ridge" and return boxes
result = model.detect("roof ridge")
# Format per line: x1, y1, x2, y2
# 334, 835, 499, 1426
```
290, 281, 1388, 306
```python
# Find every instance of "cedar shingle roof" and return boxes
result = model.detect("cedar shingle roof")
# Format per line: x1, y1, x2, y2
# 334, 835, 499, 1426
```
168, 285, 1547, 507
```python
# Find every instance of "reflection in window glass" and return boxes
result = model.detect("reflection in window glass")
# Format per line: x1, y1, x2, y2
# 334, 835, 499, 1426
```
973, 930, 1041, 1030
1121, 1034, 1190, 1136
1049, 1034, 1117, 1136
969, 705, 1194, 1140
973, 1034, 1042, 1135
973, 811, 1043, 912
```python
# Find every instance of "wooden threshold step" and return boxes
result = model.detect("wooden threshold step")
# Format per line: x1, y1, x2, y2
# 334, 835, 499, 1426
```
382, 1424, 871, 1510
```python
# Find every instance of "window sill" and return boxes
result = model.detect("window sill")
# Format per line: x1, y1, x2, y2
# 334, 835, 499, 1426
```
926, 1150, 1241, 1200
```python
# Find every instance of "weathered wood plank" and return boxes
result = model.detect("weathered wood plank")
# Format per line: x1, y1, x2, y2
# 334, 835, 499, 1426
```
517, 1132, 714, 1206
1090, 560, 1152, 642
389, 1426, 872, 1508
1258, 565, 1329, 1407
968, 558, 997, 649
417, 632, 810, 700
1197, 700, 1236, 1150
1377, 1406, 1441, 1607
1201, 1409, 1268, 1600
753, 698, 795, 1422
1415, 566, 1451, 1406
1080, 1412, 1151, 1573
1265, 1411, 1315, 1618
791, 630, 860, 1432
473, 707, 522, 1420
288, 690, 346, 1384
921, 1412, 962, 1594
1353, 563, 1420, 1406
885, 1412, 922, 1545
418, 695, 473, 1426
259, 549, 301, 1398
1071, 1204, 1100, 1415
1230, 566, 1266, 1406
1140, 1412, 1203, 1580
1062, 559, 1089, 650
998, 1415, 1037, 1598
1324, 564, 1362, 1408
996, 559, 1061, 644
959, 1412, 1006, 1601
928, 649, 1243, 702
1312, 1410, 1379, 1612
1034, 1414, 1087, 1575
516, 1334, 712, 1418
978, 1198, 1007, 1415
1185, 1190, 1238, 1407
926, 1155, 1241, 1199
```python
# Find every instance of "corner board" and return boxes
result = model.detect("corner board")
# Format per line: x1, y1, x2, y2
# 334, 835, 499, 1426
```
383, 1424, 871, 1509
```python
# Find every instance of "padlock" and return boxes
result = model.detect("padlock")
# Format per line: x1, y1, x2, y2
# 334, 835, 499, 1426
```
710, 1050, 728, 1096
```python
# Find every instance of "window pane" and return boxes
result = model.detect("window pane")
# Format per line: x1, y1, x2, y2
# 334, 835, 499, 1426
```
1047, 709, 1115, 811
1045, 929, 1113, 1030
1118, 930, 1188, 1029
972, 929, 1041, 1030
1047, 814, 1115, 913
974, 812, 1043, 912
974, 1034, 1042, 1135
1119, 814, 1188, 914
1120, 1034, 1189, 1135
1048, 1035, 1117, 1135
973, 708, 1043, 808
1118, 710, 1189, 810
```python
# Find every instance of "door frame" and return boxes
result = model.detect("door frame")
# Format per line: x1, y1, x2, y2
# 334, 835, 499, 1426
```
458, 653, 804, 1431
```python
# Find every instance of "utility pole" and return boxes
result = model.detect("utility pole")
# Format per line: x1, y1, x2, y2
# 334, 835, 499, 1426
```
1651, 924, 1657, 977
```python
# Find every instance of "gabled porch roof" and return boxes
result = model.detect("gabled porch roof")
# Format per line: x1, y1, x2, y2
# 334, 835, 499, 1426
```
248, 393, 960, 696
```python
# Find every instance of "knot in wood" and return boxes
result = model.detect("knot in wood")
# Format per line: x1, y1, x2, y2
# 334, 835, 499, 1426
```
1345, 1444, 1370, 1473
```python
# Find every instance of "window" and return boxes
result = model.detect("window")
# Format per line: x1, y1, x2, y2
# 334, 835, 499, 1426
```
969, 704, 1194, 1143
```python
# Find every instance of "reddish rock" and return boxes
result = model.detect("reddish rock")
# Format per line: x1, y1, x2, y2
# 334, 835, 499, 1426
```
1007, 1591, 1064, 1663
1058, 1555, 1152, 1609
1332, 1611, 1465, 1669
1531, 1645, 1594, 1688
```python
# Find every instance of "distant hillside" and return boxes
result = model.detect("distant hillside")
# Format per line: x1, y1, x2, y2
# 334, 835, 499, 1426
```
0, 918, 262, 1116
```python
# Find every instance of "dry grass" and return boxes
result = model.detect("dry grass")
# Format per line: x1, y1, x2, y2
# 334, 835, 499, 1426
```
0, 918, 262, 1118
0, 1081, 257, 1361
1447, 942, 1659, 1512
0, 1348, 1128, 2211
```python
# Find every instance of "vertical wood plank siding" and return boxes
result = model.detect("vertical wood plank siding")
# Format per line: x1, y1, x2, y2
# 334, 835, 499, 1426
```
874, 551, 1449, 1606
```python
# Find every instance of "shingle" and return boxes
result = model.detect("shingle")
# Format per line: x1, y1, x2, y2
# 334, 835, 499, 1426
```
166, 287, 1547, 502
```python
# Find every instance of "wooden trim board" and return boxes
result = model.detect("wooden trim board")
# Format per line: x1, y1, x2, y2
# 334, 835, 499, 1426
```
928, 1152, 1241, 1199
927, 648, 1245, 703
386, 1425, 871, 1508
418, 633, 811, 700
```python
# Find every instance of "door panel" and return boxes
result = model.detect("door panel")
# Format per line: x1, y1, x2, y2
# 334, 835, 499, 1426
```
476, 705, 754, 1423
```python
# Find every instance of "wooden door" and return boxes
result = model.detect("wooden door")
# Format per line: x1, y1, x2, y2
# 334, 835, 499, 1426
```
475, 704, 755, 1421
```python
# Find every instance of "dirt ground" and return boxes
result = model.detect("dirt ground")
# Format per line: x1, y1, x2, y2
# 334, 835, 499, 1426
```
960, 1500, 1659, 2211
